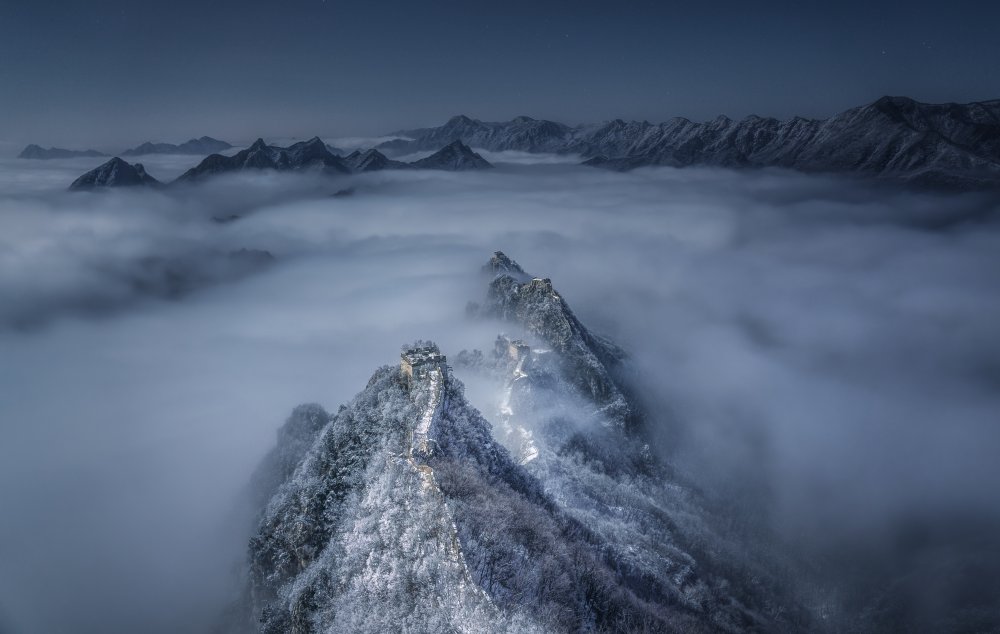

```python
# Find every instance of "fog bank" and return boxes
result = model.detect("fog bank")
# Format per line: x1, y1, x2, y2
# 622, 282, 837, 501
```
1, 155, 998, 631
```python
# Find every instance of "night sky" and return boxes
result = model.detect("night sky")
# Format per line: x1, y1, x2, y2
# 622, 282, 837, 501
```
1, 0, 997, 148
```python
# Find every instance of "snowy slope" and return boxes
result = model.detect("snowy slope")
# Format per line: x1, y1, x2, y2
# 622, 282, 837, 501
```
235, 257, 811, 633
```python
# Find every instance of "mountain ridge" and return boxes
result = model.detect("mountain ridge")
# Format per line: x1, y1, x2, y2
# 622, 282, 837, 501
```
233, 254, 810, 633
379, 96, 1000, 187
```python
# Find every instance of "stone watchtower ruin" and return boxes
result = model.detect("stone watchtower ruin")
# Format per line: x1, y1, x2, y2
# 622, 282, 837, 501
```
400, 344, 447, 389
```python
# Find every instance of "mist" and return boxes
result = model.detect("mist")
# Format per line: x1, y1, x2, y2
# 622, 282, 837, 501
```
1, 153, 999, 632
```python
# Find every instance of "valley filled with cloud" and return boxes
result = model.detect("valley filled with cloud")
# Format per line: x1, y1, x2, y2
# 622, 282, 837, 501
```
1, 153, 998, 632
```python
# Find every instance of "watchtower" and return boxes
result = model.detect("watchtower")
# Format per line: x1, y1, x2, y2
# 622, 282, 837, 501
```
400, 344, 447, 388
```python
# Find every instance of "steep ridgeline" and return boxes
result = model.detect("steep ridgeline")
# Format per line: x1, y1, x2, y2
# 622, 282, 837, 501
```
121, 136, 232, 156
456, 252, 811, 630
176, 137, 352, 182
473, 251, 633, 427
239, 347, 520, 633
18, 144, 106, 159
237, 263, 809, 632
238, 345, 787, 633
68, 157, 161, 190
378, 97, 1000, 187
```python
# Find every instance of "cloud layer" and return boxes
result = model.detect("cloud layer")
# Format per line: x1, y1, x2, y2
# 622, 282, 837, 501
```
1, 156, 998, 631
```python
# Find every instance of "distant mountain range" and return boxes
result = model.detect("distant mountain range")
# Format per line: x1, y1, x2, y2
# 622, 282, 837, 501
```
18, 145, 107, 160
121, 136, 232, 156
53, 96, 1000, 189
68, 139, 493, 189
17, 137, 233, 160
381, 96, 1000, 187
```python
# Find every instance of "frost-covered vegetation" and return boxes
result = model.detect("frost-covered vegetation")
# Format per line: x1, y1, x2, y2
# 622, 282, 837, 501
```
234, 256, 813, 633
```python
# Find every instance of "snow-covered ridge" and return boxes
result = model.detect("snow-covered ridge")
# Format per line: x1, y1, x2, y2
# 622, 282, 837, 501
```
235, 254, 812, 633
378, 96, 1000, 188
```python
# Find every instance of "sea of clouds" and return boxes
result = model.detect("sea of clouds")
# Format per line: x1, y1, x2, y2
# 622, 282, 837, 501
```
1, 150, 998, 632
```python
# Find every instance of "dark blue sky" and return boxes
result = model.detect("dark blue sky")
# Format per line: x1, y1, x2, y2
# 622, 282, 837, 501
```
1, 0, 997, 147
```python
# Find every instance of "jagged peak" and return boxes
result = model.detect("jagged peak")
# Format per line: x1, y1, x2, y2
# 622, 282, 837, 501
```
511, 115, 536, 123
247, 138, 269, 151
483, 250, 526, 277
